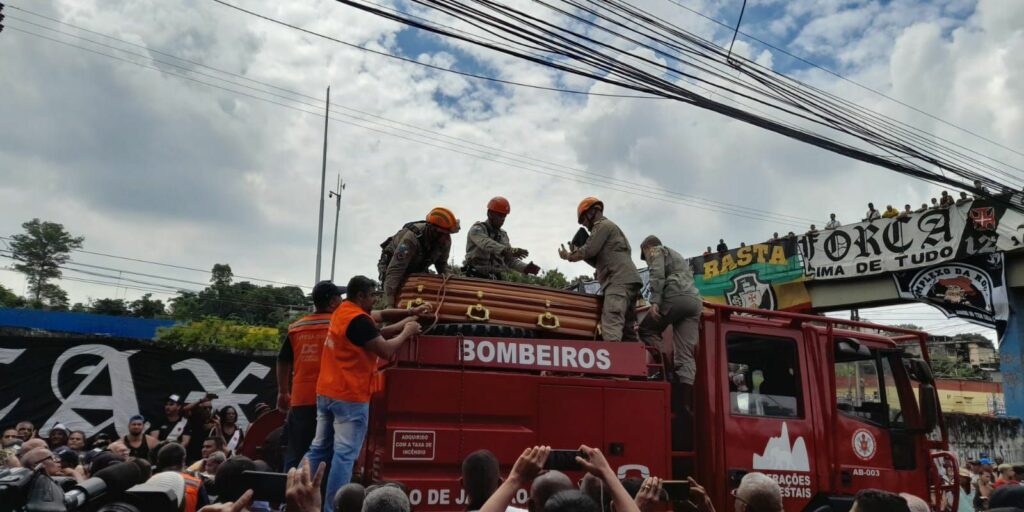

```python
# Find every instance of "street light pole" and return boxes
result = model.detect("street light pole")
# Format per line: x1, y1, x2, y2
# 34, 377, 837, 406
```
329, 173, 346, 281
315, 86, 330, 284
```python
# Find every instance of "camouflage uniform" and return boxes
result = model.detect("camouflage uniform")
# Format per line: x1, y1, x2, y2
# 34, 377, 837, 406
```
462, 220, 527, 280
569, 217, 642, 341
639, 245, 703, 384
378, 221, 451, 306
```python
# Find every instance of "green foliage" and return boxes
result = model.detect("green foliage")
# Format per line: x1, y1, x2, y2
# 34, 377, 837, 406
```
930, 356, 987, 380
129, 293, 166, 318
9, 218, 83, 306
90, 298, 130, 316
502, 268, 591, 290
893, 323, 922, 331
0, 284, 24, 308
168, 264, 308, 327
156, 317, 280, 351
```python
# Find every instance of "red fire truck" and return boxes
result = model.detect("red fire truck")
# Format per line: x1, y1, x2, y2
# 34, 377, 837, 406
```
354, 302, 958, 511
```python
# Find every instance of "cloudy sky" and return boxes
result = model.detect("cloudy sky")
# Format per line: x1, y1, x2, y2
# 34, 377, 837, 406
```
1, 0, 1021, 338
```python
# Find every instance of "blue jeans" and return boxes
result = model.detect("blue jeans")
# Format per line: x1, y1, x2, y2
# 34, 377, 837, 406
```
303, 396, 370, 511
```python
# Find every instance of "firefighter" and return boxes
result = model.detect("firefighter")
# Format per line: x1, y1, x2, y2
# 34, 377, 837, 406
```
639, 235, 703, 437
557, 197, 642, 341
378, 207, 460, 306
463, 196, 540, 280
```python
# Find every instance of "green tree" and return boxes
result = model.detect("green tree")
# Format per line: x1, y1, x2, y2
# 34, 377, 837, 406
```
156, 317, 280, 350
501, 266, 589, 290
211, 264, 233, 286
70, 302, 88, 313
169, 264, 308, 327
129, 293, 166, 318
9, 219, 83, 306
0, 284, 24, 308
90, 298, 130, 316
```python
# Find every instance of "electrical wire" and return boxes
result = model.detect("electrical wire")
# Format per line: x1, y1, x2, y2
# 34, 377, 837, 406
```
5, 22, 818, 227
659, 0, 1024, 160
0, 235, 306, 288
325, 0, 1024, 209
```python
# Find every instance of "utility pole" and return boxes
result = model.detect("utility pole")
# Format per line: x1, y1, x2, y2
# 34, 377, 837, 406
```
315, 86, 330, 284
328, 173, 346, 281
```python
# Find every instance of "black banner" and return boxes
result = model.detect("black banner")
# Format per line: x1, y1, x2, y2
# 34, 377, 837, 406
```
0, 336, 277, 440
892, 253, 1009, 331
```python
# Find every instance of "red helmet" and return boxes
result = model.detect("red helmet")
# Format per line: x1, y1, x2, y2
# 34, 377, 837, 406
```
487, 196, 511, 215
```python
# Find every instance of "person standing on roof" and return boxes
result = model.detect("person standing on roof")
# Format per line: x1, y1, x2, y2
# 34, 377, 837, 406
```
558, 197, 642, 341
378, 207, 460, 307
305, 275, 422, 511
463, 196, 540, 280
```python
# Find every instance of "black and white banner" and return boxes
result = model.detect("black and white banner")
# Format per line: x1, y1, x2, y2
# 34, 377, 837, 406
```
892, 253, 1009, 331
801, 206, 968, 280
0, 336, 277, 440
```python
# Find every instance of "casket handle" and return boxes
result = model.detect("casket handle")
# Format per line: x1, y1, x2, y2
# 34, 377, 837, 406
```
466, 290, 490, 321
405, 298, 425, 309
537, 311, 560, 330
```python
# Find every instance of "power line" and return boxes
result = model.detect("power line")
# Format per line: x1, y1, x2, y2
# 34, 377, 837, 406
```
660, 0, 1024, 160
5, 22, 818, 227
0, 235, 306, 289
200, 0, 658, 99
330, 0, 1022, 207
0, 252, 310, 309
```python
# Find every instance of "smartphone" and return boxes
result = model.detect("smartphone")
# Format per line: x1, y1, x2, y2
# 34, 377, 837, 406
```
242, 471, 287, 503
205, 393, 219, 400
543, 449, 585, 471
661, 480, 690, 502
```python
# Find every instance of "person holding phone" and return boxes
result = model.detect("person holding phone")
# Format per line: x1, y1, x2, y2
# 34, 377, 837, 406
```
481, 445, 643, 512
304, 275, 422, 511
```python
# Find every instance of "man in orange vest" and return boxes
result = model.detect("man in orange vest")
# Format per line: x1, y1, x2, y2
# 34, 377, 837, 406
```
304, 275, 422, 510
277, 280, 345, 471
155, 442, 208, 511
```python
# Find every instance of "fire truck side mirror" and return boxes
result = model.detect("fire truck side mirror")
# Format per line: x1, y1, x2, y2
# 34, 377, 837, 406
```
918, 382, 940, 433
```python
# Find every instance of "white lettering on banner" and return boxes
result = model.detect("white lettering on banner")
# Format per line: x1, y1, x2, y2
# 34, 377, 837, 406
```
172, 359, 270, 430
802, 206, 967, 280
43, 345, 141, 438
0, 348, 26, 422
461, 339, 612, 370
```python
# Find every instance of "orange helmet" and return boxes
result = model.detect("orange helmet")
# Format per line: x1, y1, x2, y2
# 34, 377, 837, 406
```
577, 197, 603, 223
487, 196, 511, 215
426, 207, 460, 233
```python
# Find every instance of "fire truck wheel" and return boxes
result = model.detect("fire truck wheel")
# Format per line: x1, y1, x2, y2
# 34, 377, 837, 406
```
426, 323, 536, 339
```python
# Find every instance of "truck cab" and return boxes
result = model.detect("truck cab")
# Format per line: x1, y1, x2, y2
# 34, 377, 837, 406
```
358, 303, 958, 511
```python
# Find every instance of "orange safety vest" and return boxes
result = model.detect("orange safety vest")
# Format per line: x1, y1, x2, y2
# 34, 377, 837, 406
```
180, 472, 202, 512
286, 313, 332, 407
316, 301, 380, 403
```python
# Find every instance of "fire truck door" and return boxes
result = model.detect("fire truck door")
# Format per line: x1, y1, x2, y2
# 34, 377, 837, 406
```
832, 340, 922, 494
720, 331, 818, 509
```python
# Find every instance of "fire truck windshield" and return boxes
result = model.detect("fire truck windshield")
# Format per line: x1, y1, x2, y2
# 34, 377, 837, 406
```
834, 340, 907, 429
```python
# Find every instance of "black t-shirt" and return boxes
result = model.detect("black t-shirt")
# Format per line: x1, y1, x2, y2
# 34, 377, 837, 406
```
346, 315, 379, 346
186, 421, 214, 464
277, 332, 293, 361
151, 417, 193, 442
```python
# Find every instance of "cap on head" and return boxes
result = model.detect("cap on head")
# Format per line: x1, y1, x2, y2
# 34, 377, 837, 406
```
50, 423, 68, 433
639, 235, 662, 261
487, 196, 511, 215
312, 280, 346, 303
577, 197, 603, 224
426, 207, 460, 233
167, 394, 183, 404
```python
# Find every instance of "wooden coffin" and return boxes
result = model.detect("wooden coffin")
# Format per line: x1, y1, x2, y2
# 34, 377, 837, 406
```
397, 274, 602, 339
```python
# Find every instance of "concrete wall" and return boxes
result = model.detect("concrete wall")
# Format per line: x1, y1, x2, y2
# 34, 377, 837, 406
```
946, 413, 1024, 463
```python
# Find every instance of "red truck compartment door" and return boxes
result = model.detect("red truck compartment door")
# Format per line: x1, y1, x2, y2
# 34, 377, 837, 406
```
720, 330, 818, 510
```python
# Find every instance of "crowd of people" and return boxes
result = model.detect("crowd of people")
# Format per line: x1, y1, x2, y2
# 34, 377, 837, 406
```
703, 185, 996, 253
959, 456, 1024, 511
